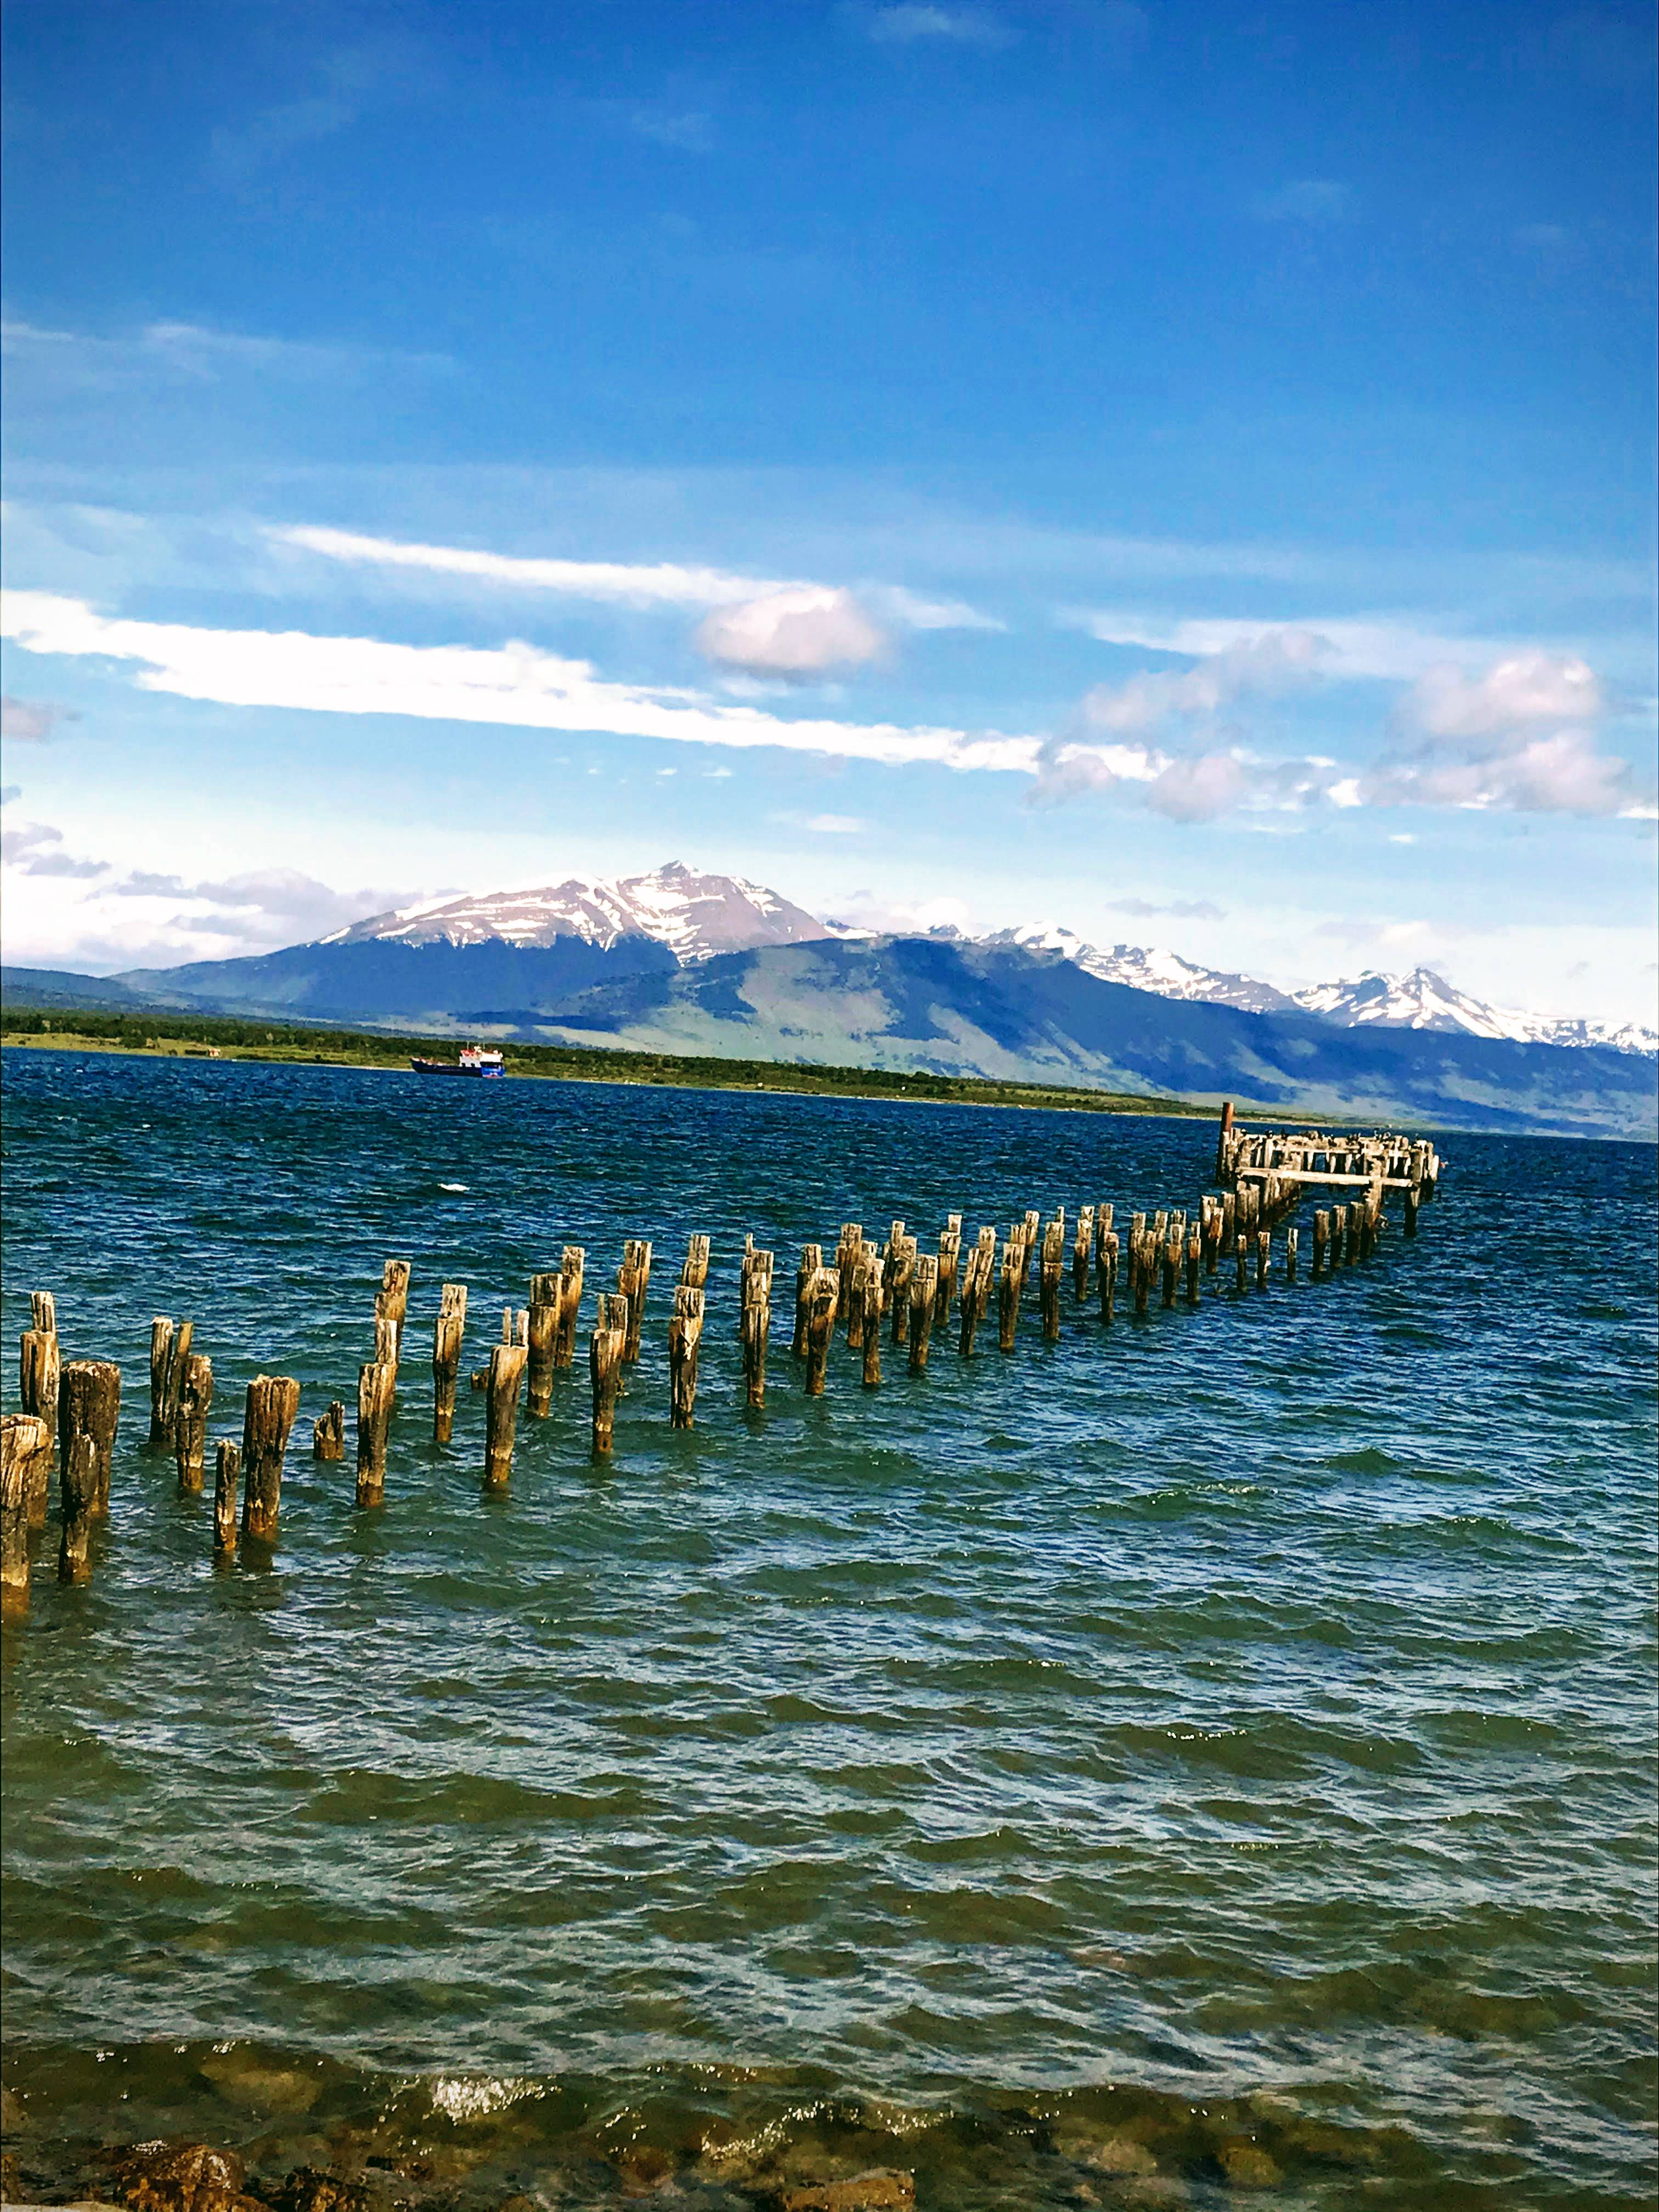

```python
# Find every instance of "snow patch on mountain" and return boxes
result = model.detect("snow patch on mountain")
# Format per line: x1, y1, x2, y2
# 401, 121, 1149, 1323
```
1289, 967, 1658, 1056
986, 922, 1299, 1013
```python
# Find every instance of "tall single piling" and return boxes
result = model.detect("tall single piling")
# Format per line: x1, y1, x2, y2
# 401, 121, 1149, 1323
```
483, 1342, 527, 1488
18, 1329, 60, 1510
2, 1414, 50, 1613
173, 1353, 215, 1492
859, 1251, 884, 1387
1040, 1220, 1065, 1341
1235, 1234, 1249, 1293
240, 1375, 300, 1542
378, 1259, 411, 1363
1256, 1229, 1270, 1289
669, 1285, 705, 1429
527, 1272, 560, 1415
554, 1248, 585, 1367
31, 1291, 57, 1337
803, 1268, 839, 1395
58, 1430, 99, 1585
682, 1234, 712, 1293
590, 1311, 626, 1453
1312, 1210, 1330, 1276
620, 1239, 652, 1363
1073, 1207, 1094, 1301
148, 1318, 193, 1446
835, 1226, 862, 1325
433, 1283, 467, 1443
793, 1244, 823, 1357
935, 1217, 962, 1328
740, 1263, 771, 1408
58, 1360, 120, 1518
356, 1361, 396, 1506
1285, 1226, 1299, 1282
889, 1236, 918, 1348
908, 1254, 939, 1373
213, 1441, 240, 1556
1098, 1232, 1119, 1324
997, 1239, 1023, 1352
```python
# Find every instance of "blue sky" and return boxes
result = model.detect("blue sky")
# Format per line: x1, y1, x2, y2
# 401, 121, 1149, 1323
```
2, 0, 1655, 1022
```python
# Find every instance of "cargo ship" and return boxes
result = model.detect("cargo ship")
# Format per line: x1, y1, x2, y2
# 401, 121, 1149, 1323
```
410, 1043, 506, 1078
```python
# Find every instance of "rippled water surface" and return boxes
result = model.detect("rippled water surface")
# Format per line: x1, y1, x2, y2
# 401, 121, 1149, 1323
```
3, 1049, 1656, 2209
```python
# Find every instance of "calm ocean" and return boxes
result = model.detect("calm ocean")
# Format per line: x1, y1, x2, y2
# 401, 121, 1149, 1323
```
2, 1049, 1655, 2209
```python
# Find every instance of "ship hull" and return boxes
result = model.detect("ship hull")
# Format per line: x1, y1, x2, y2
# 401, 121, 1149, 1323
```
410, 1059, 504, 1077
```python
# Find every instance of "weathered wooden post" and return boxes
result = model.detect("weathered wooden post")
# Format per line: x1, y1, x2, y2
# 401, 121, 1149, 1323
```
554, 1248, 585, 1367
1160, 1233, 1180, 1310
173, 1354, 215, 1491
1039, 1220, 1065, 1340
668, 1285, 705, 1429
374, 1315, 400, 1379
1235, 1233, 1249, 1293
1403, 1178, 1420, 1238
741, 1264, 771, 1408
1184, 1228, 1201, 1306
997, 1239, 1023, 1351
956, 1244, 983, 1357
859, 1251, 884, 1387
620, 1239, 653, 1363
30, 1291, 57, 1336
1285, 1226, 1299, 1282
1215, 1099, 1235, 1180
18, 1330, 60, 1517
1331, 1203, 1349, 1267
888, 1235, 918, 1347
527, 1272, 560, 1415
1098, 1232, 1119, 1324
682, 1234, 712, 1292
835, 1226, 862, 1326
1256, 1229, 1270, 1288
908, 1254, 939, 1373
240, 1375, 300, 1542
483, 1341, 527, 1488
432, 1283, 467, 1442
934, 1217, 962, 1327
1072, 1207, 1094, 1301
355, 1362, 396, 1506
803, 1268, 839, 1395
311, 1399, 345, 1463
378, 1259, 411, 1363
2, 1415, 50, 1613
58, 1430, 99, 1584
793, 1243, 823, 1357
590, 1301, 627, 1454
58, 1359, 120, 1518
1312, 1209, 1329, 1276
213, 1440, 240, 1555
148, 1318, 193, 1446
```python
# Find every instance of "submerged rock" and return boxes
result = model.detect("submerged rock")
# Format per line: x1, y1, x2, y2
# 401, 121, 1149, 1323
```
775, 2173, 915, 2212
198, 2057, 320, 2117
1216, 2140, 1283, 2191
101, 2140, 264, 2212
256, 2168, 377, 2212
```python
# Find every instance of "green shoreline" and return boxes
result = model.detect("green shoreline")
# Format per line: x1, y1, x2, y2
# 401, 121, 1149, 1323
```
0, 1006, 1224, 1121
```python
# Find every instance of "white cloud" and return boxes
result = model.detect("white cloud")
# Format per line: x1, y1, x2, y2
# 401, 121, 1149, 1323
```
2, 319, 452, 388
1066, 608, 1519, 683
1, 820, 108, 879
0, 591, 1037, 774
1109, 896, 1226, 921
1146, 752, 1248, 822
271, 522, 999, 630
695, 587, 887, 677
1401, 649, 1602, 738
2, 695, 79, 741
864, 4, 1014, 46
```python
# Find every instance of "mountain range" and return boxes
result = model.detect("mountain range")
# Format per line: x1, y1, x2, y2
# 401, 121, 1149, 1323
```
3, 861, 1654, 1138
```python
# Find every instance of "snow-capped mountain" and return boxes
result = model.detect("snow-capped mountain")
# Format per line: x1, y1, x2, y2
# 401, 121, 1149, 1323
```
327, 862, 834, 964
1286, 967, 1658, 1057
984, 923, 1299, 1014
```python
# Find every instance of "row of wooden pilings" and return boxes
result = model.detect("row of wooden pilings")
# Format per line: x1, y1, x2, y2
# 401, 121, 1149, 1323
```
1, 1112, 1441, 1612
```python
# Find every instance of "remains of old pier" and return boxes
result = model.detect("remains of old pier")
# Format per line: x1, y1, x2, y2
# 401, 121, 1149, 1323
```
4, 1105, 1441, 1603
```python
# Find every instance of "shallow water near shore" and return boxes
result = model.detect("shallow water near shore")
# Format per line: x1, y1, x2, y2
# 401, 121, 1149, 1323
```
3, 1049, 1656, 2208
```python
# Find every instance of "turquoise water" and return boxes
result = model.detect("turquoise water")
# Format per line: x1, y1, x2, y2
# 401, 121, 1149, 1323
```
2, 1049, 1655, 2209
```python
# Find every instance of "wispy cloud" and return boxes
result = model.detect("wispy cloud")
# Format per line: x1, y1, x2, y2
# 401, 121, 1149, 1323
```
1251, 179, 1352, 224
1065, 608, 1520, 682
2, 319, 453, 388
631, 107, 714, 153
0, 592, 1038, 774
207, 34, 434, 185
1109, 896, 1226, 921
1, 819, 108, 879
863, 4, 1015, 47
270, 522, 1000, 630
1, 695, 78, 741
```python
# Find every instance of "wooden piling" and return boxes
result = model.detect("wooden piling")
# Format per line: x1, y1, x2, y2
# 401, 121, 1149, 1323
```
58, 1430, 99, 1584
997, 1239, 1023, 1351
682, 1234, 712, 1292
1215, 1099, 1235, 1180
1312, 1210, 1329, 1276
1040, 1220, 1065, 1340
740, 1269, 771, 1408
590, 1312, 626, 1454
1073, 1206, 1094, 1301
669, 1285, 705, 1428
803, 1268, 839, 1395
148, 1317, 193, 1446
620, 1239, 653, 1363
934, 1217, 962, 1327
793, 1243, 823, 1357
375, 1315, 400, 1372
1097, 1233, 1119, 1324
378, 1259, 411, 1363
1403, 1180, 1420, 1238
1256, 1229, 1270, 1289
173, 1353, 215, 1491
835, 1225, 862, 1325
1331, 1204, 1349, 1267
19, 1328, 60, 1499
354, 1362, 396, 1505
240, 1375, 300, 1542
860, 1251, 884, 1386
30, 1291, 57, 1337
483, 1341, 527, 1488
908, 1254, 939, 1373
1160, 1235, 1179, 1310
58, 1359, 120, 1518
1235, 1234, 1249, 1293
888, 1235, 918, 1347
433, 1283, 467, 1442
2, 1414, 50, 1612
1285, 1226, 1299, 1282
554, 1248, 585, 1367
311, 1396, 345, 1463
213, 1440, 239, 1555
1184, 1229, 1201, 1306
527, 1271, 560, 1415
957, 1242, 987, 1357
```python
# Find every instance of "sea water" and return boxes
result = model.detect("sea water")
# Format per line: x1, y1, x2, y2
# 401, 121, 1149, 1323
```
2, 1049, 1655, 2208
